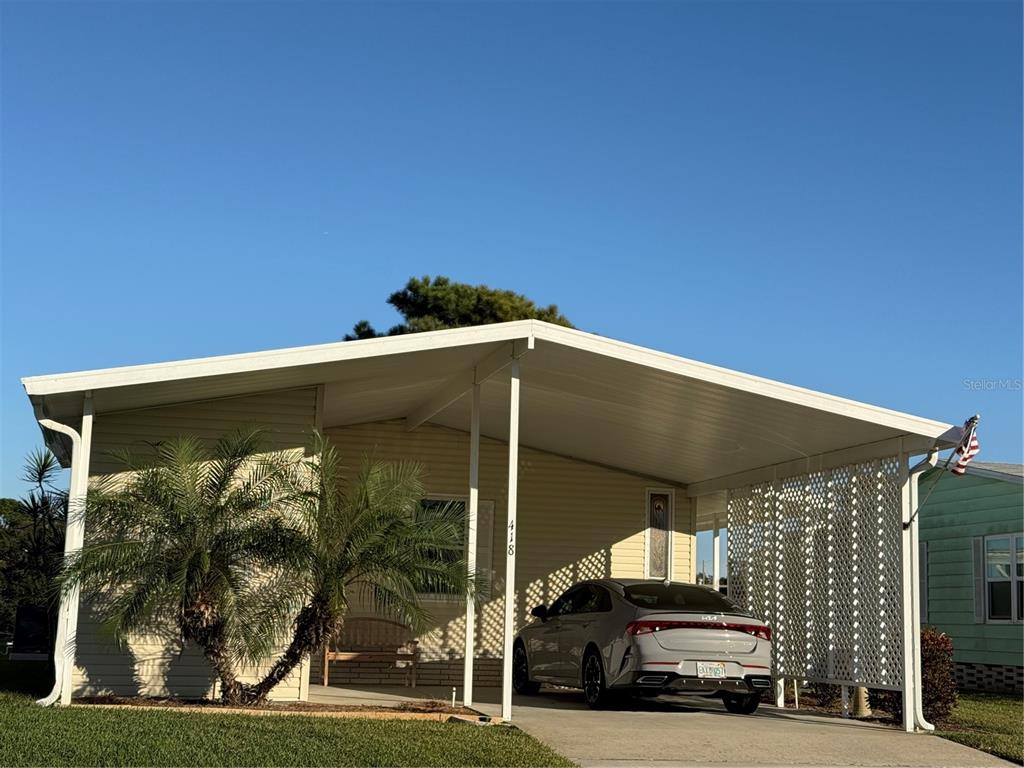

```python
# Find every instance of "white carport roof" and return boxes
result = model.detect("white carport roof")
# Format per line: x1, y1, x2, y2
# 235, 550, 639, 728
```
22, 320, 959, 490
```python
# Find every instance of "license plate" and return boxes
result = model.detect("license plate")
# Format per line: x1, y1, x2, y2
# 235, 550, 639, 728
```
696, 662, 726, 679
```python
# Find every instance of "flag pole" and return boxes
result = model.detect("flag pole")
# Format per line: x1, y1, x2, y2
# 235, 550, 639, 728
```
903, 415, 979, 529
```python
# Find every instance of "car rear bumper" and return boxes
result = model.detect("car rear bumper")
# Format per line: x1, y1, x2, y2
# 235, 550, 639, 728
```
627, 672, 773, 696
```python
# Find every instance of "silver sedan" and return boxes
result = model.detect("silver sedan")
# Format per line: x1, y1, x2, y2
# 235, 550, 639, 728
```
513, 579, 773, 713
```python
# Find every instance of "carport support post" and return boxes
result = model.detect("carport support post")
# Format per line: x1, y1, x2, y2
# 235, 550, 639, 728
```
61, 394, 94, 706
712, 512, 721, 592
501, 360, 521, 722
898, 448, 916, 733
463, 383, 481, 707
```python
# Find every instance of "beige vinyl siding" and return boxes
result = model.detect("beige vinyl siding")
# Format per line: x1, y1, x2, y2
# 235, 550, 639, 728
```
316, 420, 692, 673
74, 388, 318, 701
674, 492, 696, 583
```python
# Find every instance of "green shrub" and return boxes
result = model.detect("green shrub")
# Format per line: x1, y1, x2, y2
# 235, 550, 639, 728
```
809, 682, 841, 709
870, 626, 959, 723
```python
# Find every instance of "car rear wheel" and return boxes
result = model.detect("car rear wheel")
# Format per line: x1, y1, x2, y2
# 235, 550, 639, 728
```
512, 643, 540, 695
722, 692, 761, 715
582, 649, 614, 709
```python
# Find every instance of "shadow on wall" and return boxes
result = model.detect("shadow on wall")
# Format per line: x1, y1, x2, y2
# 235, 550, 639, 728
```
410, 548, 614, 662
77, 601, 218, 699
163, 641, 216, 699
313, 550, 616, 687
77, 601, 142, 697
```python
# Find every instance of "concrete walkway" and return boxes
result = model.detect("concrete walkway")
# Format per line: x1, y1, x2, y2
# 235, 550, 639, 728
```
308, 685, 1013, 768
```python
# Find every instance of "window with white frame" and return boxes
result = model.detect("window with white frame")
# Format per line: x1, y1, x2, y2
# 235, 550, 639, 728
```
645, 489, 673, 580
416, 497, 494, 599
984, 534, 1023, 622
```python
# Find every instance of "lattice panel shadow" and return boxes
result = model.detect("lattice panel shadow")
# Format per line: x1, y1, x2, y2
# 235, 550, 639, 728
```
726, 456, 904, 690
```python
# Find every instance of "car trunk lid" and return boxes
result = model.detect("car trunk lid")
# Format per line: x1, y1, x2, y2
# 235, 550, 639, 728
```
628, 612, 767, 654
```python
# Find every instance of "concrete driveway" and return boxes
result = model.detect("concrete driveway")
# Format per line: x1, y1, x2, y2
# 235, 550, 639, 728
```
308, 684, 1011, 768
471, 689, 1014, 768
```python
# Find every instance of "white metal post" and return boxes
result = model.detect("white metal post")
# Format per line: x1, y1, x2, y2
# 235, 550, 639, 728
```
501, 360, 521, 722
60, 394, 93, 706
898, 448, 916, 733
463, 383, 481, 707
909, 452, 937, 731
712, 512, 721, 592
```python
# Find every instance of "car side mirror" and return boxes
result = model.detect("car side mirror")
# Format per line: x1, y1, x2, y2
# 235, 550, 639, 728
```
530, 605, 548, 621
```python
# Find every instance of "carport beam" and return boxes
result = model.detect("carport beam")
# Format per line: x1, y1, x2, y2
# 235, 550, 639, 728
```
501, 360, 521, 722
463, 383, 481, 707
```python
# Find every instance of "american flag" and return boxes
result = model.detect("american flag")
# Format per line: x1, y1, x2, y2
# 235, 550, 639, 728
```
951, 418, 980, 475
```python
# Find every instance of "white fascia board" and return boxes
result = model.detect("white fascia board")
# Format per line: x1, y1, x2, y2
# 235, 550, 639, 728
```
21, 321, 538, 397
530, 323, 956, 442
22, 318, 956, 447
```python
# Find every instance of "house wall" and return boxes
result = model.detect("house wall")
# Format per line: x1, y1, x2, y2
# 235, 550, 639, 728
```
72, 396, 695, 697
74, 388, 318, 701
312, 420, 693, 686
919, 470, 1023, 692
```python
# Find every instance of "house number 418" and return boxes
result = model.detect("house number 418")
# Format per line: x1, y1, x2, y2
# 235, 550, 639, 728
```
507, 520, 515, 556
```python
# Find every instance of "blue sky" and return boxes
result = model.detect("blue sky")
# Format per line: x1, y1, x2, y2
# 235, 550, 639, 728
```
2, 0, 1021, 533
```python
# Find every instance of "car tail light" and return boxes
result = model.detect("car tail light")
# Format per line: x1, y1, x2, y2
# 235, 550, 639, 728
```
626, 620, 771, 642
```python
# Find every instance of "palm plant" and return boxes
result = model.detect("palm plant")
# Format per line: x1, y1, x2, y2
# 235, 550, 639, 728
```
0, 451, 68, 651
247, 434, 472, 703
62, 429, 302, 705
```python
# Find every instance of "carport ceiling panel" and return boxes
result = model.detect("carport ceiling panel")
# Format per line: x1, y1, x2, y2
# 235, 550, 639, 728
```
322, 376, 455, 427
431, 363, 905, 485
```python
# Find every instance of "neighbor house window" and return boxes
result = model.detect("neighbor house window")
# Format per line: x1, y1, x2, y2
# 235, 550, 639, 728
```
645, 489, 673, 580
984, 534, 1023, 623
415, 497, 493, 599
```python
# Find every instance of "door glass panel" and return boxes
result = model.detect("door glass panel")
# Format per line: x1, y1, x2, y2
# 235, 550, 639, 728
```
1016, 536, 1023, 578
988, 581, 1012, 620
648, 493, 670, 579
985, 539, 1011, 579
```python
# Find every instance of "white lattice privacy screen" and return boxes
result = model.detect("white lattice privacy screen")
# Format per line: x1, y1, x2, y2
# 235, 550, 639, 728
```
727, 456, 904, 690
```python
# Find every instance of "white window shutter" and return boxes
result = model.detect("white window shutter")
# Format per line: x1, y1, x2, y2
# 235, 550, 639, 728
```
476, 501, 495, 601
972, 536, 985, 623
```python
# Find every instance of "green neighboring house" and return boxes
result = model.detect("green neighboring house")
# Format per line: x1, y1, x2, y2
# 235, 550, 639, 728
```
919, 461, 1023, 693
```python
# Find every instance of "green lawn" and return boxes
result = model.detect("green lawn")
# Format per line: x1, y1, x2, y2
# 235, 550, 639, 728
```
936, 693, 1023, 765
0, 693, 574, 767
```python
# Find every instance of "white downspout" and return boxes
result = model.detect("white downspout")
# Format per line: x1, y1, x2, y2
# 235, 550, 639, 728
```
35, 394, 93, 707
908, 449, 938, 731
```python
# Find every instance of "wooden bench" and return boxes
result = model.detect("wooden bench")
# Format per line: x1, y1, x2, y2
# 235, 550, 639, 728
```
321, 617, 420, 688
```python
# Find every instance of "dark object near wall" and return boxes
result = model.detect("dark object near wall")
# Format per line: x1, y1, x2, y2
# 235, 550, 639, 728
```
11, 605, 50, 656
870, 626, 959, 722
